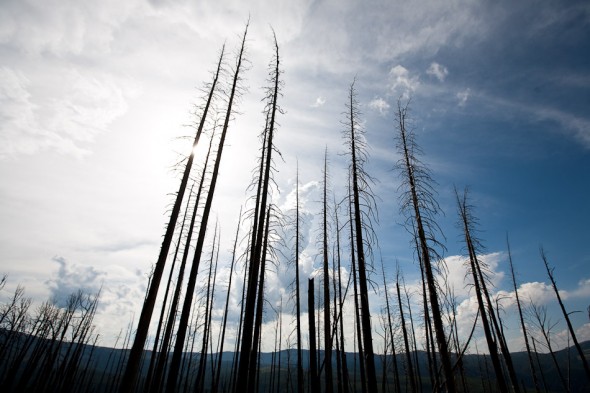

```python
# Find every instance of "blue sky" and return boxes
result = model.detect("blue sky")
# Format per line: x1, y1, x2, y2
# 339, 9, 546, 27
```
0, 0, 589, 352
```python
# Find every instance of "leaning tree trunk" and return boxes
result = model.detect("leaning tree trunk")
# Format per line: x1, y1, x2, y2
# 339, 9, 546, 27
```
541, 247, 590, 382
395, 101, 456, 393
380, 259, 401, 393
151, 133, 216, 393
119, 40, 226, 393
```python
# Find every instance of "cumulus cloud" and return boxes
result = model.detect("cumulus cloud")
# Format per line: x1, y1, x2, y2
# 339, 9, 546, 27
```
369, 97, 390, 115
457, 88, 471, 107
515, 281, 556, 304
426, 62, 449, 82
389, 65, 419, 99
439, 252, 505, 298
46, 256, 105, 306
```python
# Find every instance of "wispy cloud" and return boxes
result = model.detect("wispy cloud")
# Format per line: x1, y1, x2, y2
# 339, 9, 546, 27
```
456, 88, 471, 107
0, 66, 131, 159
0, 0, 139, 57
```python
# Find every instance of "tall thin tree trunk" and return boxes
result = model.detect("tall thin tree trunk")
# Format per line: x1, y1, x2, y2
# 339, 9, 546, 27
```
396, 273, 417, 393
295, 167, 305, 393
236, 30, 281, 391
456, 188, 508, 393
346, 81, 378, 393
507, 237, 541, 393
335, 202, 350, 393
248, 209, 271, 392
322, 149, 334, 393
403, 281, 423, 393
309, 278, 320, 393
165, 23, 249, 392
348, 185, 366, 393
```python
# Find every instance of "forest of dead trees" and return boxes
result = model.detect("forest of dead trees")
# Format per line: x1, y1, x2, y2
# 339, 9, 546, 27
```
1, 25, 589, 393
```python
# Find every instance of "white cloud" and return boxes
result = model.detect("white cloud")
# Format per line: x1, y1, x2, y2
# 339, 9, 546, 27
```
312, 96, 326, 107
389, 65, 420, 99
457, 88, 471, 107
426, 62, 449, 82
369, 97, 390, 115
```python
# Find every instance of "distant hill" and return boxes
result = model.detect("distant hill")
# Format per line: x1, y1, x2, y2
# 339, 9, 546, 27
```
1, 330, 589, 392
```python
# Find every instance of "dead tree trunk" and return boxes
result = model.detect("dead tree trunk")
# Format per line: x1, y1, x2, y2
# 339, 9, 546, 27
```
541, 247, 590, 382
144, 182, 194, 390
151, 132, 216, 393
344, 80, 378, 393
309, 278, 320, 393
321, 149, 334, 393
334, 200, 350, 393
165, 23, 249, 392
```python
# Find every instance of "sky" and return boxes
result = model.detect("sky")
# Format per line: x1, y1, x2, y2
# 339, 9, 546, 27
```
1, 0, 589, 354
